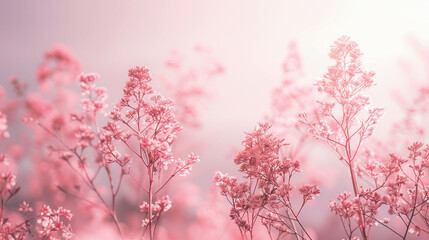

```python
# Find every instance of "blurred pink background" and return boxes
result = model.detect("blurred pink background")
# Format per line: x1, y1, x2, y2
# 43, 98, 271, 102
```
2, 1, 429, 238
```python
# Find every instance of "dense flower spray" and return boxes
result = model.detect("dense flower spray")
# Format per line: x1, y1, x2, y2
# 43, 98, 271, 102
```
215, 123, 319, 240
2, 44, 204, 239
24, 47, 128, 238
299, 36, 384, 239
102, 66, 199, 239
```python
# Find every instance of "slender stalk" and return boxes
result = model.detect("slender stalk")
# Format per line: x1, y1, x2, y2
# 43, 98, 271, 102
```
348, 163, 368, 240
403, 184, 419, 239
285, 209, 301, 240
148, 165, 154, 240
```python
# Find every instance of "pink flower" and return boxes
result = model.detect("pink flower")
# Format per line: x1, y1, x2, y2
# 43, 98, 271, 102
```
37, 205, 73, 237
79, 73, 108, 113
2, 172, 16, 191
177, 152, 200, 176
299, 184, 320, 201
0, 112, 9, 139
18, 201, 33, 213
37, 45, 81, 84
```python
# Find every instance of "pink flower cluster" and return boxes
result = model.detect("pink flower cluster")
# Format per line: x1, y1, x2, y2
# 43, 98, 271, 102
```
37, 44, 81, 86
296, 36, 429, 240
140, 195, 172, 227
101, 66, 200, 239
215, 123, 319, 240
79, 73, 108, 116
37, 205, 73, 238
328, 141, 429, 238
298, 36, 385, 240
